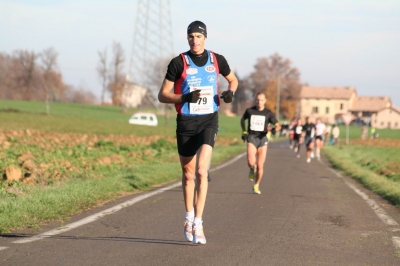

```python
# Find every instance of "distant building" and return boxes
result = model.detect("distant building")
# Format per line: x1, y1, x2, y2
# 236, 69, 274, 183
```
121, 82, 147, 108
299, 86, 357, 124
370, 105, 400, 129
299, 86, 400, 129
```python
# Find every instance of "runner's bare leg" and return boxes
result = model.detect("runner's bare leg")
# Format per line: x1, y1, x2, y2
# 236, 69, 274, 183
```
194, 144, 212, 219
247, 142, 257, 168
180, 155, 196, 213
255, 146, 267, 185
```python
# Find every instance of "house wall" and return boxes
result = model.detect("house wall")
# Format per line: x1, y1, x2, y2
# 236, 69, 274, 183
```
300, 98, 350, 124
122, 84, 147, 108
371, 108, 400, 129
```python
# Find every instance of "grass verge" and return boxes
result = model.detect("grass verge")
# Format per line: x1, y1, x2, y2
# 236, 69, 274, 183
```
0, 143, 245, 234
323, 144, 400, 206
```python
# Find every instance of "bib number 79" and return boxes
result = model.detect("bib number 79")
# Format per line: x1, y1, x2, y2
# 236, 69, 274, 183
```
198, 97, 207, 105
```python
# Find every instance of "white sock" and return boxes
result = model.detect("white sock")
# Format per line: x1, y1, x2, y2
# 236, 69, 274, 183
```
194, 217, 202, 227
185, 209, 194, 221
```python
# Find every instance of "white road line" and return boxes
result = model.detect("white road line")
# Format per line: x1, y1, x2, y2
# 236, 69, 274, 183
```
327, 167, 399, 226
0, 247, 9, 251
209, 153, 246, 172
13, 152, 246, 244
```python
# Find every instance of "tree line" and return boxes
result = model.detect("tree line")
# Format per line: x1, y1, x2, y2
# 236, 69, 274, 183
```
0, 48, 96, 113
98, 42, 301, 119
1, 43, 301, 120
234, 53, 301, 119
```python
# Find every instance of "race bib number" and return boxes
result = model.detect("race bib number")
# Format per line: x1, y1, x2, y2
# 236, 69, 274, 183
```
189, 86, 214, 115
310, 127, 315, 138
250, 115, 266, 131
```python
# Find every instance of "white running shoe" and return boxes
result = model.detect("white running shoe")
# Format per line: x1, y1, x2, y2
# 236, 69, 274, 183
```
184, 219, 194, 242
307, 158, 311, 163
310, 151, 315, 158
193, 225, 206, 244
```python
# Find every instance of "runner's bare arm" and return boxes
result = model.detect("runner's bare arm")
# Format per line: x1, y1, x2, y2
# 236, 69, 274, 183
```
158, 78, 183, 104
274, 123, 281, 132
240, 116, 246, 131
224, 71, 238, 93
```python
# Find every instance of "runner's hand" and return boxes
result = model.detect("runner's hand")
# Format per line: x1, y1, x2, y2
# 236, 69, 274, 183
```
182, 89, 201, 103
241, 131, 248, 142
220, 90, 234, 103
271, 127, 276, 135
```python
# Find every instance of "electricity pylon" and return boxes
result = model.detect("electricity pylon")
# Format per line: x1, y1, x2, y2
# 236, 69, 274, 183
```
127, 0, 174, 108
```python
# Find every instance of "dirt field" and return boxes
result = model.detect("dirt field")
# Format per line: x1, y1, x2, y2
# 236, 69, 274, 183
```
0, 129, 238, 150
350, 138, 400, 148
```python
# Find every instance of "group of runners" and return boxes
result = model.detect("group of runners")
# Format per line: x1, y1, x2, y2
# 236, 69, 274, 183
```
157, 20, 315, 245
289, 117, 327, 163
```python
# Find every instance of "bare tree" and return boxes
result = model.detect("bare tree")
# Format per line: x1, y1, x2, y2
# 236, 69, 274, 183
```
108, 42, 126, 105
0, 53, 11, 99
1, 49, 98, 105
97, 48, 108, 104
246, 53, 301, 119
40, 48, 59, 114
14, 50, 41, 101
68, 87, 97, 104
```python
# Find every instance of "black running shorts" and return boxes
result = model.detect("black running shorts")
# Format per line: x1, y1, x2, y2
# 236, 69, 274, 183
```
247, 134, 268, 149
176, 112, 218, 157
305, 136, 313, 147
315, 135, 324, 141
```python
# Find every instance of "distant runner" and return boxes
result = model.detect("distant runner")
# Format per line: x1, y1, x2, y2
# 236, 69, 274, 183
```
293, 118, 303, 158
240, 92, 281, 194
314, 118, 326, 160
289, 117, 297, 149
302, 117, 316, 163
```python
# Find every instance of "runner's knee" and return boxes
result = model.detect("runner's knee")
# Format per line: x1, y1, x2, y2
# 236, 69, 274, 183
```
197, 166, 208, 180
182, 171, 195, 182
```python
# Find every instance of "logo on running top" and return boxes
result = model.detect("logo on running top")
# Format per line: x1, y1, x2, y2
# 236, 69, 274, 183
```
186, 68, 198, 75
205, 66, 215, 73
207, 75, 215, 83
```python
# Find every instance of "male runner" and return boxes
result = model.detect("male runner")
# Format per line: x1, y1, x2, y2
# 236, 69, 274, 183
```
240, 92, 281, 194
302, 117, 316, 163
293, 118, 303, 158
289, 117, 297, 149
314, 118, 326, 160
158, 21, 238, 244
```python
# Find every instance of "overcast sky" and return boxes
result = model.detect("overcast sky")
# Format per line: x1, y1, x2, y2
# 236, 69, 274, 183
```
1, 0, 399, 106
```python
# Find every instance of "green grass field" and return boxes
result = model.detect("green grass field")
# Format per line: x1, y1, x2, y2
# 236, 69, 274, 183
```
0, 100, 245, 233
323, 144, 400, 206
322, 120, 400, 206
337, 125, 400, 140
0, 99, 242, 138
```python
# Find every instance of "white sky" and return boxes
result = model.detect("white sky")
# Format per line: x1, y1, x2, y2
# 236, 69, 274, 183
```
1, 0, 399, 106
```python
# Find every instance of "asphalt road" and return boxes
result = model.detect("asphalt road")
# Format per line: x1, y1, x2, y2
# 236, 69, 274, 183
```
1, 142, 400, 265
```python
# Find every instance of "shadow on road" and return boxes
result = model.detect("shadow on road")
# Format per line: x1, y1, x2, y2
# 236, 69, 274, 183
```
1, 233, 194, 246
